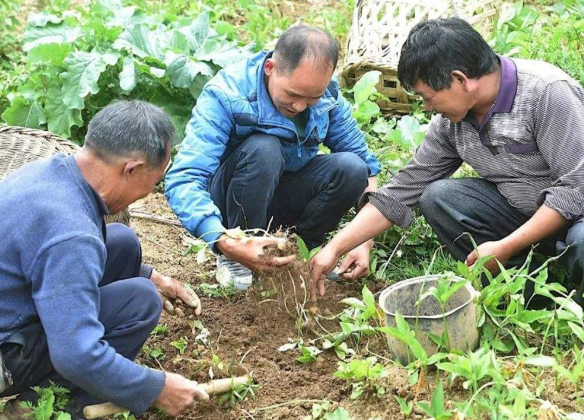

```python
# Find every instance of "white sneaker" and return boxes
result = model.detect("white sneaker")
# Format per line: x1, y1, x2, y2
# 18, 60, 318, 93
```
216, 255, 253, 290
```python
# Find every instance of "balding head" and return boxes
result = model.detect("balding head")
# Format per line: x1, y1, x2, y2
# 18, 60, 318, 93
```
273, 25, 339, 74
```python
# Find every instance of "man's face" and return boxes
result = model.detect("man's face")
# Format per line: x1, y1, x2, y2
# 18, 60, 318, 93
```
112, 148, 171, 213
412, 78, 472, 123
264, 58, 334, 117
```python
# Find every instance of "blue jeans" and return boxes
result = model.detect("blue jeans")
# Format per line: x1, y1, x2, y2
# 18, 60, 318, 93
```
419, 178, 584, 305
0, 224, 162, 418
209, 134, 369, 249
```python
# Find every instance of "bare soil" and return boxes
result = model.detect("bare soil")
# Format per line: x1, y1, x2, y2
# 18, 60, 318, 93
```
131, 193, 410, 420
131, 194, 584, 420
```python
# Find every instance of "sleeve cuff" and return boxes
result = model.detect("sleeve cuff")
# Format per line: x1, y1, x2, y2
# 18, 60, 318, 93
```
538, 187, 584, 220
129, 369, 166, 415
362, 190, 415, 228
195, 215, 226, 254
139, 263, 154, 279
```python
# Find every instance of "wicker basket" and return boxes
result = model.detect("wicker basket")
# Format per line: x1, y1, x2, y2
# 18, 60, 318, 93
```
341, 0, 501, 117
0, 126, 130, 225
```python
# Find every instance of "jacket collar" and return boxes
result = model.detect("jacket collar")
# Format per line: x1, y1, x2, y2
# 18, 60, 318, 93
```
256, 51, 337, 126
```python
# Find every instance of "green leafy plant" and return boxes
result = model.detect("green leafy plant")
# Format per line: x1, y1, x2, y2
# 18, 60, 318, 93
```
217, 377, 259, 407
395, 396, 414, 416
198, 282, 237, 298
416, 382, 451, 420
170, 336, 189, 355
297, 344, 322, 364
20, 382, 71, 420
334, 357, 386, 400
296, 236, 321, 262
1, 0, 253, 141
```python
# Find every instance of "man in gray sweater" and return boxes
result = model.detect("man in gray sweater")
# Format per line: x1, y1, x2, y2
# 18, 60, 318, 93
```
311, 18, 584, 304
0, 101, 207, 419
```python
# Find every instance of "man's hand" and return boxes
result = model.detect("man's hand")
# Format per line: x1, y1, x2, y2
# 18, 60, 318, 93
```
465, 240, 515, 274
153, 372, 209, 416
216, 235, 295, 272
150, 269, 202, 316
309, 244, 339, 302
338, 240, 373, 280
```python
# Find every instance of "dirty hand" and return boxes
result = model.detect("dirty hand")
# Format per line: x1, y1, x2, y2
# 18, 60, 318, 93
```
309, 244, 339, 302
151, 269, 202, 316
216, 235, 295, 272
338, 240, 373, 281
154, 372, 209, 416
465, 240, 515, 274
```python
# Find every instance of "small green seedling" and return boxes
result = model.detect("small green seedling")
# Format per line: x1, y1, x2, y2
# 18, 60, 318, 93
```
198, 282, 237, 298
20, 382, 71, 420
297, 345, 322, 363
149, 324, 168, 336
296, 236, 321, 262
323, 407, 354, 420
395, 396, 414, 416
416, 381, 451, 420
170, 336, 188, 355
217, 377, 259, 407
334, 357, 386, 400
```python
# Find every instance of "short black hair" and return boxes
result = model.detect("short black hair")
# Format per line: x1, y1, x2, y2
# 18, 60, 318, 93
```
273, 25, 339, 74
85, 100, 174, 167
397, 18, 498, 92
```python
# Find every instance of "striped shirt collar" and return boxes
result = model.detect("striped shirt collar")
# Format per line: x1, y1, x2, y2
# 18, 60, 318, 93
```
493, 55, 518, 114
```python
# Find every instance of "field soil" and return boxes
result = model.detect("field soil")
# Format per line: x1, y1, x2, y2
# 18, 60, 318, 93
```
131, 194, 584, 420
131, 193, 412, 420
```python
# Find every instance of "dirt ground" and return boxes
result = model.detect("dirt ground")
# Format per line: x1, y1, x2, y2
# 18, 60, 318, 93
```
130, 194, 584, 420
130, 193, 415, 420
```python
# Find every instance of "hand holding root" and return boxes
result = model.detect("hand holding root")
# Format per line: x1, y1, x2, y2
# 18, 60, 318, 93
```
151, 269, 202, 316
217, 235, 295, 272
154, 372, 209, 416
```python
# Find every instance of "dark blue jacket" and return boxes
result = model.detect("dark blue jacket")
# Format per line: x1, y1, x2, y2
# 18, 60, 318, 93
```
0, 155, 164, 414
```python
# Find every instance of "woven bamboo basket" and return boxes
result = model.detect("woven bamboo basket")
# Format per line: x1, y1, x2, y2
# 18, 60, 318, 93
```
0, 126, 130, 225
341, 0, 501, 117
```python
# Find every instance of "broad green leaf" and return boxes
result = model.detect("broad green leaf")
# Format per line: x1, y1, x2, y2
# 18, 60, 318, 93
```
431, 381, 445, 415
353, 71, 381, 104
120, 57, 138, 91
568, 321, 584, 343
113, 24, 164, 60
28, 43, 72, 66
397, 115, 421, 144
28, 12, 63, 27
165, 53, 214, 89
1, 96, 46, 128
296, 236, 310, 260
197, 39, 254, 68
554, 297, 583, 320
62, 51, 111, 109
45, 87, 83, 137
324, 407, 352, 420
24, 23, 82, 51
179, 12, 211, 54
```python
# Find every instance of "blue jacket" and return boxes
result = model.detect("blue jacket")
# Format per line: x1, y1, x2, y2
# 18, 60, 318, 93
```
165, 51, 381, 249
0, 155, 164, 414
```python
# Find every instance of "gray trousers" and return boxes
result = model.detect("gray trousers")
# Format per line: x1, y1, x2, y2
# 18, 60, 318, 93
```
419, 178, 584, 305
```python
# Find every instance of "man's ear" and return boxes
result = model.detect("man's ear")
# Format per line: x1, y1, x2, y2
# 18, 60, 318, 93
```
451, 70, 470, 91
122, 159, 146, 178
264, 58, 276, 76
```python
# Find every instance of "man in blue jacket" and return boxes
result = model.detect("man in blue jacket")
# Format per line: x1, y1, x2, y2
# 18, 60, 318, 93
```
0, 101, 207, 419
165, 25, 381, 289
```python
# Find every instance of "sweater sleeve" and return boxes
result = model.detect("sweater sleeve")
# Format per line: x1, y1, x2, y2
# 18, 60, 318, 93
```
29, 234, 165, 415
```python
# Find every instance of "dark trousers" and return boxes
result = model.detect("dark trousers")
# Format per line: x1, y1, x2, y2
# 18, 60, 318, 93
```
0, 224, 162, 417
419, 178, 584, 305
209, 134, 369, 249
